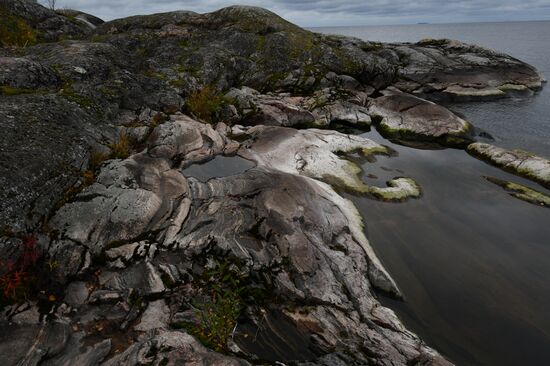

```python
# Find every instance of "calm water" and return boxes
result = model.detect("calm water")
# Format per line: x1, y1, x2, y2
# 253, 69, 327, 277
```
181, 155, 255, 181
314, 21, 550, 156
314, 22, 550, 365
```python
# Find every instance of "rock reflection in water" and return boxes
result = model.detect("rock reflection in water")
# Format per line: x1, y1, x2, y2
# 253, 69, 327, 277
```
182, 155, 255, 182
351, 130, 550, 366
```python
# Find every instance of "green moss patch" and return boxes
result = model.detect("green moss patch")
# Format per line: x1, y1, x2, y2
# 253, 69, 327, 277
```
485, 176, 550, 208
0, 85, 35, 96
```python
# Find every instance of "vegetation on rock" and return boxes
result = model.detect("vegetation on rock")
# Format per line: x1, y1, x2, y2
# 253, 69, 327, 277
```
0, 85, 35, 96
108, 132, 131, 160
179, 261, 245, 351
0, 8, 37, 47
184, 86, 225, 123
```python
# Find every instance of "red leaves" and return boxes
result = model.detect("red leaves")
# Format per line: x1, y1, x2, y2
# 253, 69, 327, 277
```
0, 269, 28, 299
20, 235, 39, 268
0, 235, 41, 301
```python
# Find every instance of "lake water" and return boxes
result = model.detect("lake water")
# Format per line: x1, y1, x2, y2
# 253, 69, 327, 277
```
181, 155, 255, 182
314, 22, 550, 365
314, 21, 550, 156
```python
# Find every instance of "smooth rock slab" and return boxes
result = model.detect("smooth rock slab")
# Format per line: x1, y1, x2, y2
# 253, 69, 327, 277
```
392, 39, 545, 101
237, 125, 421, 202
0, 321, 71, 366
235, 126, 424, 294
368, 91, 473, 146
468, 143, 550, 189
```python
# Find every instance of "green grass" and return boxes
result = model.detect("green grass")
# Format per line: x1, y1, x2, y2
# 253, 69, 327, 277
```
175, 258, 269, 352
177, 261, 244, 351
60, 81, 99, 111
0, 9, 37, 47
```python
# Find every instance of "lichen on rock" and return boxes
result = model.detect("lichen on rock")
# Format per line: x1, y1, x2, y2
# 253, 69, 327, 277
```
1, 1, 548, 365
468, 143, 550, 189
485, 176, 550, 207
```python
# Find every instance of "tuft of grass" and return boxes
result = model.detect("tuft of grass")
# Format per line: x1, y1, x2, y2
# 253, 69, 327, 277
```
108, 132, 131, 160
0, 9, 37, 48
61, 89, 96, 109
150, 112, 168, 128
184, 86, 225, 123
143, 69, 167, 80
89, 150, 108, 170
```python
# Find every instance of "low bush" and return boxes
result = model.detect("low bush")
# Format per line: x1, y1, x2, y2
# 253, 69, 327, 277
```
0, 236, 41, 303
0, 9, 37, 47
185, 86, 225, 123
109, 132, 130, 159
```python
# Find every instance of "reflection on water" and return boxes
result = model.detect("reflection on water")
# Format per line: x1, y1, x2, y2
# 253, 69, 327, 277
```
181, 155, 255, 182
348, 130, 550, 366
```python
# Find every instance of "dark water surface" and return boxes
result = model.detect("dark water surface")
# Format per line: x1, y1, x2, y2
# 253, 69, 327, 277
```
351, 130, 550, 365
314, 21, 550, 156
181, 155, 255, 182
313, 22, 550, 365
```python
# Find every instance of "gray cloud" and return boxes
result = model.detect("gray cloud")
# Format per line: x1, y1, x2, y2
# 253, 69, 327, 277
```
44, 0, 550, 26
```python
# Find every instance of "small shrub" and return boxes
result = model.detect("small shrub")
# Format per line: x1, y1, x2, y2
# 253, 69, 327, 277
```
109, 132, 130, 159
181, 261, 247, 351
191, 288, 242, 351
150, 112, 168, 128
0, 236, 41, 303
89, 150, 108, 171
185, 86, 225, 123
0, 9, 37, 48
82, 169, 95, 186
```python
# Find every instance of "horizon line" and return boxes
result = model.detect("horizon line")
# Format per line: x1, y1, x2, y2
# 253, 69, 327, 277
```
306, 18, 550, 29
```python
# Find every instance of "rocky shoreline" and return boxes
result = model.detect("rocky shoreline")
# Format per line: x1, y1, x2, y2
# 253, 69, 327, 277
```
0, 1, 549, 365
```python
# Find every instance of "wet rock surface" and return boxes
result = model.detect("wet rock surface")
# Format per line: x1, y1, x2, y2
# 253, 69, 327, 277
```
0, 1, 547, 365
484, 176, 550, 208
368, 90, 473, 146
468, 143, 550, 189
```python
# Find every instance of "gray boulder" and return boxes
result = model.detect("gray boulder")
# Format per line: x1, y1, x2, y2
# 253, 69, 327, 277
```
368, 90, 474, 146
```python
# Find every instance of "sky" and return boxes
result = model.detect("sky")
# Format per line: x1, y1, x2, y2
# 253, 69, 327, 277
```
45, 0, 550, 26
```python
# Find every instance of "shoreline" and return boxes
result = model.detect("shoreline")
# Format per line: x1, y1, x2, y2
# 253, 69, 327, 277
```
1, 1, 548, 365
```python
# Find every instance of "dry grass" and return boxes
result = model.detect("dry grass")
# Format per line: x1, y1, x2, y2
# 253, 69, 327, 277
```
109, 132, 130, 160
185, 86, 224, 123
0, 9, 37, 48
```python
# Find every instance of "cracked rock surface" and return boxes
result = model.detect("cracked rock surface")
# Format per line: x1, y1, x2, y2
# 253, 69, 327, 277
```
0, 1, 547, 366
1, 116, 449, 366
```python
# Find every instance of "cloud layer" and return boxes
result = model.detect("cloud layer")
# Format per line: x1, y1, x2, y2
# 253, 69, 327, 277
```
47, 0, 550, 26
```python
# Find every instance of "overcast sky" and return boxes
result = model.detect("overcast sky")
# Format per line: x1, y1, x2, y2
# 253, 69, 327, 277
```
48, 0, 550, 26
